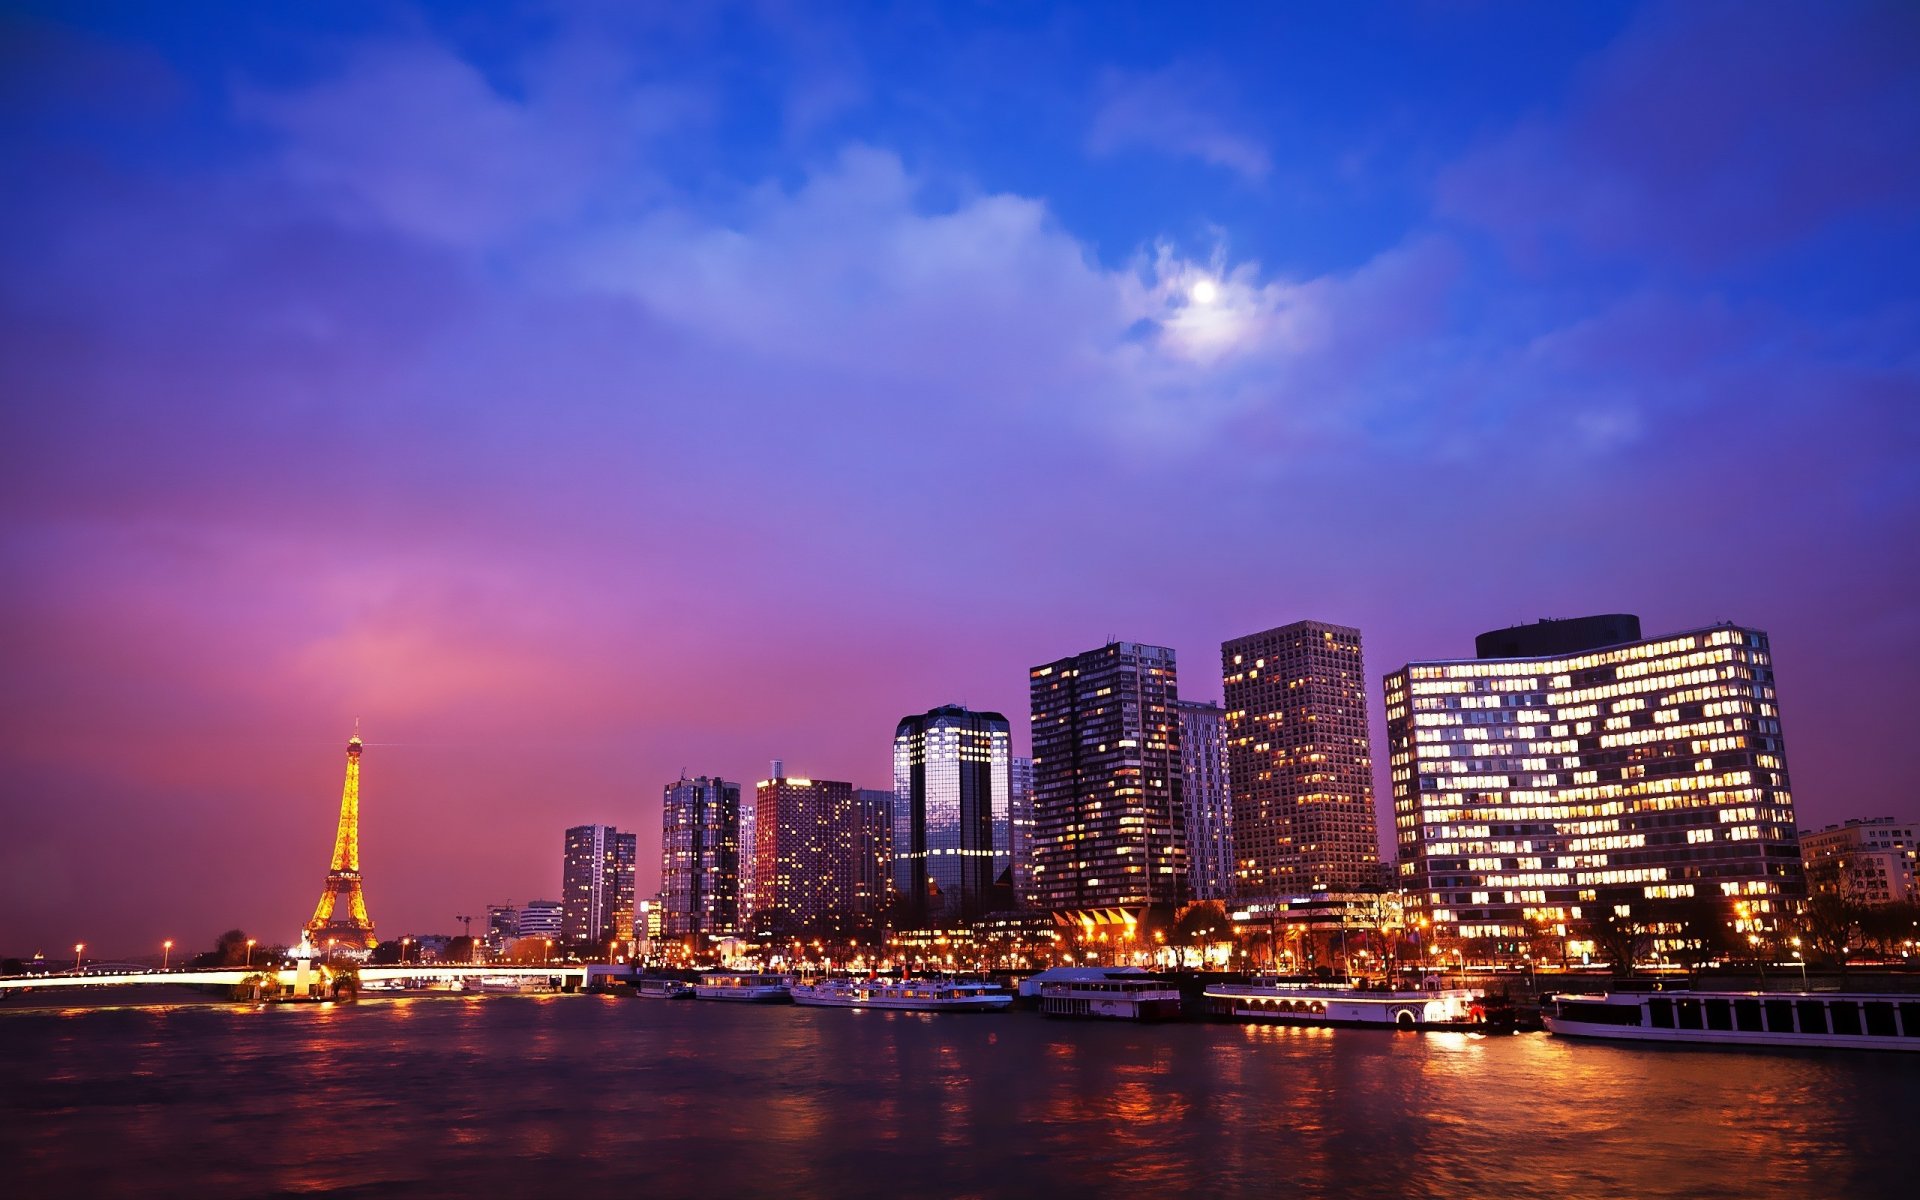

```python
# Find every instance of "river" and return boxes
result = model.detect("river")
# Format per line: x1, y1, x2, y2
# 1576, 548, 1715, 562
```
1, 993, 1913, 1198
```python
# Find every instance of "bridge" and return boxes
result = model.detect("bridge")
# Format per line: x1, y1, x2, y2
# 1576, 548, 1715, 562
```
0, 963, 590, 1000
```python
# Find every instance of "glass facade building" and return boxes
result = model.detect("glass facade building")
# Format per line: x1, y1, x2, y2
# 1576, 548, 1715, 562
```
1221, 620, 1380, 896
1028, 642, 1186, 911
1174, 699, 1236, 900
853, 787, 896, 926
1009, 755, 1036, 907
561, 824, 637, 946
1385, 618, 1804, 941
660, 775, 743, 939
892, 706, 1010, 926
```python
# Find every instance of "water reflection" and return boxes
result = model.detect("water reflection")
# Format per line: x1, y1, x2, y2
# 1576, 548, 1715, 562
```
2, 998, 1914, 1199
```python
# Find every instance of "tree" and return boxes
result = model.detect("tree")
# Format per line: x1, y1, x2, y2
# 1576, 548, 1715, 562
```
1171, 902, 1231, 969
1802, 893, 1862, 966
191, 929, 253, 969
1579, 889, 1650, 977
1858, 901, 1920, 959
1668, 896, 1737, 970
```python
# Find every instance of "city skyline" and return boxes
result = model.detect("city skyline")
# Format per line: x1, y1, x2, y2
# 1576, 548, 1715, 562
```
5, 1, 1918, 954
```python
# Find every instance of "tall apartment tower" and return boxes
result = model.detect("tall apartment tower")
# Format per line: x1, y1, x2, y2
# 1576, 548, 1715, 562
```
1221, 620, 1380, 897
892, 705, 1011, 926
1385, 617, 1804, 941
1009, 755, 1036, 907
1174, 699, 1236, 900
750, 771, 859, 935
660, 775, 743, 939
852, 788, 897, 927
561, 824, 638, 946
1028, 642, 1186, 911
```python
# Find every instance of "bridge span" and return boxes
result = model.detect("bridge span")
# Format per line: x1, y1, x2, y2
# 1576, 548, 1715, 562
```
0, 963, 590, 1000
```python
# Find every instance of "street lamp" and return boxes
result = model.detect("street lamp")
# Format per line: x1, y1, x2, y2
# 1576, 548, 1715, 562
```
246, 938, 258, 968
74, 943, 85, 973
162, 939, 173, 971
400, 936, 412, 964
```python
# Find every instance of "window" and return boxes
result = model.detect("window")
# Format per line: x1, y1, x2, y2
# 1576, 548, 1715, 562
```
1899, 1003, 1920, 1038
1764, 999, 1796, 1033
1863, 1002, 1897, 1038
1734, 999, 1764, 1033
1829, 1002, 1862, 1035
1676, 1000, 1703, 1030
1648, 997, 1675, 1028
1796, 1000, 1828, 1034
1705, 1000, 1734, 1032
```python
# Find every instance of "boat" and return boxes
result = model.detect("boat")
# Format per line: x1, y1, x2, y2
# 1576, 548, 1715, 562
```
1545, 989, 1920, 1052
692, 971, 791, 1003
1035, 971, 1183, 1021
632, 976, 694, 999
1205, 975, 1484, 1030
791, 977, 1010, 1012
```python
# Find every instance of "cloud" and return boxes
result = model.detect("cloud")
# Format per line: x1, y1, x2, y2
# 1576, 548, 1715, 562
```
1087, 63, 1271, 181
1438, 2, 1920, 268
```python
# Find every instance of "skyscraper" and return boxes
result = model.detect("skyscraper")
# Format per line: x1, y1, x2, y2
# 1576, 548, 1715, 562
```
1221, 620, 1380, 896
561, 824, 638, 947
661, 775, 743, 939
1175, 698, 1236, 900
1009, 755, 1036, 907
892, 705, 1011, 926
751, 771, 859, 935
853, 787, 896, 927
1028, 641, 1185, 911
1385, 617, 1804, 942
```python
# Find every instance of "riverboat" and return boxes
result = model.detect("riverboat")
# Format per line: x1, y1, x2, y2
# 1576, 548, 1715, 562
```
692, 972, 791, 1003
791, 977, 1011, 1012
1545, 989, 1920, 1052
632, 977, 694, 999
1205, 977, 1485, 1031
1037, 974, 1183, 1021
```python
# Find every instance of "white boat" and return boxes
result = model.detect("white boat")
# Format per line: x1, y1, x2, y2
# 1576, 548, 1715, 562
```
1205, 976, 1484, 1030
632, 976, 694, 999
1546, 989, 1920, 1052
692, 971, 791, 1003
791, 977, 1010, 1012
1037, 974, 1183, 1021
1017, 965, 1153, 999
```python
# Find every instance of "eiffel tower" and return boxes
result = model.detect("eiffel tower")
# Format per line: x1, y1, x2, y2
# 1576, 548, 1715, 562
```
306, 730, 378, 948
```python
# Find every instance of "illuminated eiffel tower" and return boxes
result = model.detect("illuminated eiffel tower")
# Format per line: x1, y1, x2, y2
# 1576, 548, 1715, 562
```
306, 730, 378, 949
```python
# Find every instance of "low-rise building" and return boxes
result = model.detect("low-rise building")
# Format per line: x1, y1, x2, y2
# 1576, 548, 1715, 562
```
1801, 818, 1918, 905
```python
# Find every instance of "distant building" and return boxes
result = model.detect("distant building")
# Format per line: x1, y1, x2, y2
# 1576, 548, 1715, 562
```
1029, 641, 1186, 911
751, 771, 859, 935
853, 788, 896, 927
1385, 617, 1804, 943
485, 903, 518, 951
1221, 620, 1379, 897
892, 705, 1011, 926
661, 775, 743, 939
561, 824, 638, 947
1801, 818, 1917, 905
516, 899, 563, 940
1009, 755, 1036, 907
1174, 699, 1235, 900
739, 784, 759, 923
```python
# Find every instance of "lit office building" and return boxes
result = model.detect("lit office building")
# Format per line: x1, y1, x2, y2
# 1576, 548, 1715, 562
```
1222, 620, 1380, 897
1175, 699, 1236, 900
892, 705, 1011, 926
561, 824, 638, 946
1029, 642, 1186, 911
750, 771, 859, 935
1385, 616, 1804, 942
516, 899, 563, 940
485, 903, 518, 951
1009, 755, 1036, 907
1801, 818, 1917, 905
661, 775, 743, 938
853, 787, 897, 926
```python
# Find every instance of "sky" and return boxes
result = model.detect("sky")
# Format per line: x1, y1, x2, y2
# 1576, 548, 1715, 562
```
3, 1, 1917, 958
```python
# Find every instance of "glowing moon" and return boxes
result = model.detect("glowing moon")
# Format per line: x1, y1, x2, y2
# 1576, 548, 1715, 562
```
1189, 279, 1218, 305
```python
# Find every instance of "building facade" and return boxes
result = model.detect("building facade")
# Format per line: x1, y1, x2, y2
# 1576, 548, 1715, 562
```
892, 705, 1010, 926
516, 899, 562, 940
1028, 641, 1186, 911
853, 787, 896, 927
1221, 620, 1380, 897
1385, 617, 1804, 942
1801, 818, 1918, 905
750, 772, 859, 935
661, 775, 743, 939
561, 824, 638, 947
1009, 755, 1036, 907
1174, 699, 1236, 900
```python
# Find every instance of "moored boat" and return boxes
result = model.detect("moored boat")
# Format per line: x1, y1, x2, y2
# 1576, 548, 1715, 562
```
791, 977, 1011, 1012
1037, 974, 1183, 1021
1205, 976, 1484, 1030
632, 976, 694, 999
692, 971, 791, 1003
1545, 989, 1920, 1052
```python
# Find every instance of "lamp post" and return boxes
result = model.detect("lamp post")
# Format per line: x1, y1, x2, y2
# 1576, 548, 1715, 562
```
246, 938, 258, 969
162, 939, 173, 971
400, 936, 412, 964
73, 943, 85, 973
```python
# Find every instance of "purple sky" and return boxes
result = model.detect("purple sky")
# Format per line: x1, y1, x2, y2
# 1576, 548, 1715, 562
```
3, 2, 1917, 957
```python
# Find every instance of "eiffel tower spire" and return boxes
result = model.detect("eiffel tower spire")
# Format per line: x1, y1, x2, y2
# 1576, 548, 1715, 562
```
306, 731, 378, 948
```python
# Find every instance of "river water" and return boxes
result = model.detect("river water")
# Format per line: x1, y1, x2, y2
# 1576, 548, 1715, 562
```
1, 993, 1913, 1198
